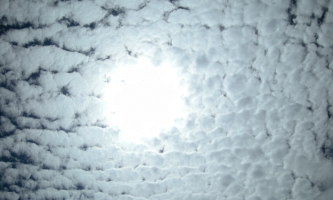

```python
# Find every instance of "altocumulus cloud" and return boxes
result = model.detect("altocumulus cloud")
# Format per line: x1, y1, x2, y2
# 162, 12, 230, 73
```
1, 0, 333, 199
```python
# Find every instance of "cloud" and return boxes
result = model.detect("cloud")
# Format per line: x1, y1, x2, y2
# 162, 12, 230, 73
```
1, 0, 333, 199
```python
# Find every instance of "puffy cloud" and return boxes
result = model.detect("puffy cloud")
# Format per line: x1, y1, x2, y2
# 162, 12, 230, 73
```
1, 0, 333, 199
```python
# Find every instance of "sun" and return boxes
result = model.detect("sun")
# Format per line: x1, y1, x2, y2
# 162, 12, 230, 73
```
103, 57, 186, 142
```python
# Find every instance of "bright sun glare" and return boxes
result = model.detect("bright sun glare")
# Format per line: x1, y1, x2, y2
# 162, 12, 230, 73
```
104, 57, 186, 142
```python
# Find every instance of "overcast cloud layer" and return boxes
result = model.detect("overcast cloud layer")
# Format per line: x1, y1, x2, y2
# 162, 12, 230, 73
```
1, 0, 333, 199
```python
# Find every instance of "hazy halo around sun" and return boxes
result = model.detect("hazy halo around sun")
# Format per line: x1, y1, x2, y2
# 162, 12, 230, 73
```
103, 57, 186, 142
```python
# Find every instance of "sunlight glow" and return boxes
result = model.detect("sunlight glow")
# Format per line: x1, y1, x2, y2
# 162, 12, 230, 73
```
104, 57, 186, 142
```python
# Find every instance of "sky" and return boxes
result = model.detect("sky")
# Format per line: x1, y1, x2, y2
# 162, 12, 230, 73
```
0, 0, 333, 199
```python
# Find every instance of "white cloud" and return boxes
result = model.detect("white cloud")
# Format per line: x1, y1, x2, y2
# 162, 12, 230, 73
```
1, 0, 333, 199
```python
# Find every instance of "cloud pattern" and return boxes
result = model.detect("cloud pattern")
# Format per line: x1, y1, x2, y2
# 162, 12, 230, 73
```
1, 0, 333, 199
